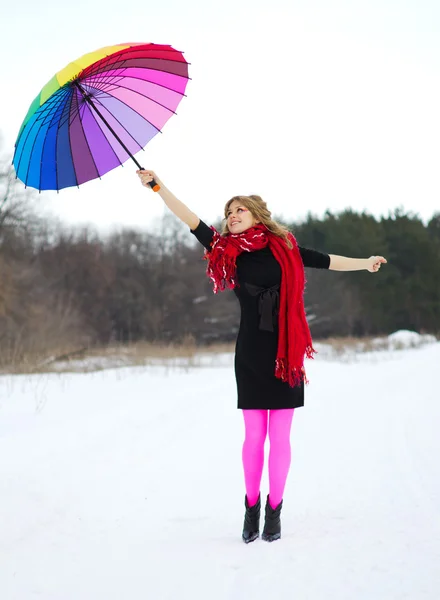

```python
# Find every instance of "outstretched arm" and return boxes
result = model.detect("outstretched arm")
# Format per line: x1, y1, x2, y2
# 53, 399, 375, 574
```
137, 169, 200, 230
329, 255, 387, 273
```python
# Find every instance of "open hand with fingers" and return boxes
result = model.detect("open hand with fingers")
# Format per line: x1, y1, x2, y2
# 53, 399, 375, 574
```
367, 256, 387, 273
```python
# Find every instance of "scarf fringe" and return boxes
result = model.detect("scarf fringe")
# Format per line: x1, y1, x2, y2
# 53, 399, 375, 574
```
305, 344, 317, 360
204, 250, 237, 293
275, 345, 316, 387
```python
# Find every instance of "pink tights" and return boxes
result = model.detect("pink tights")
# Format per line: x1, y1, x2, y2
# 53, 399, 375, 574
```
242, 409, 294, 509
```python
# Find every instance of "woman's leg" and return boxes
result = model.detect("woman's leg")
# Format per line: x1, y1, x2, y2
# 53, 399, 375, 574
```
268, 408, 295, 509
242, 409, 268, 506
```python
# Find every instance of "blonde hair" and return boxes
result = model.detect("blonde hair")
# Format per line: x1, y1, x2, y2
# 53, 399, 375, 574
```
222, 195, 293, 249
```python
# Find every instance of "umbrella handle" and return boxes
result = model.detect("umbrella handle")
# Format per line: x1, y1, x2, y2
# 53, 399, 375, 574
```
148, 179, 161, 192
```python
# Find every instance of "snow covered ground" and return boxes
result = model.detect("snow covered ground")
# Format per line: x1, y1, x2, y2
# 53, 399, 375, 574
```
1, 333, 440, 599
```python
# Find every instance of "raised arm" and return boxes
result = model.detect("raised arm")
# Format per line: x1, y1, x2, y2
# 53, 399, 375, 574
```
137, 169, 200, 230
328, 254, 387, 273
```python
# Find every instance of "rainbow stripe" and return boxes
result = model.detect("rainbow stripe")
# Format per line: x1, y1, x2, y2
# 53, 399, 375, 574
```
14, 43, 189, 190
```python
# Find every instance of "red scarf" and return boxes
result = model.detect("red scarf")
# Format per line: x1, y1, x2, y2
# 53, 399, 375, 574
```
204, 224, 315, 387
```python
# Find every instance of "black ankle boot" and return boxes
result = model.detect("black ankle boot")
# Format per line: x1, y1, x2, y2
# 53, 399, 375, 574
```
242, 494, 261, 544
262, 495, 283, 542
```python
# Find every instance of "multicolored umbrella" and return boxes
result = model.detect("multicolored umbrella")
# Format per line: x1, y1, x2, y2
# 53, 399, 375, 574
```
13, 43, 189, 192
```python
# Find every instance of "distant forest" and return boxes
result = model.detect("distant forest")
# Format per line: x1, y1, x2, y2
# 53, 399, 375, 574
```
1, 150, 439, 368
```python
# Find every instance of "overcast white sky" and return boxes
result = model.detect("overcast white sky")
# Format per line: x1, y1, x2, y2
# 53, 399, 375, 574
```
1, 0, 439, 232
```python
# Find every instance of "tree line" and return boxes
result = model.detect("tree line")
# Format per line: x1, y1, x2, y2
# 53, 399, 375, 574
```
1, 154, 439, 368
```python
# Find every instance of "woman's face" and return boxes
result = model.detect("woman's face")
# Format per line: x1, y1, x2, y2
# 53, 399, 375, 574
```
226, 200, 258, 234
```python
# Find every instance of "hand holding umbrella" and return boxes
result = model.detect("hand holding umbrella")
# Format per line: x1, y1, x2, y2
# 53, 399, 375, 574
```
137, 169, 161, 190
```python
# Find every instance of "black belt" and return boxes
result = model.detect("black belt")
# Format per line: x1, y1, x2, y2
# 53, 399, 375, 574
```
245, 283, 280, 332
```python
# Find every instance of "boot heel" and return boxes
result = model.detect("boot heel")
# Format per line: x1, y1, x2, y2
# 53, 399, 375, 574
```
242, 494, 261, 544
261, 495, 282, 542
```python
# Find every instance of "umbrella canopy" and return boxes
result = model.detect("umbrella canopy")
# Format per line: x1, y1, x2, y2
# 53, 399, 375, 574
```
13, 43, 189, 191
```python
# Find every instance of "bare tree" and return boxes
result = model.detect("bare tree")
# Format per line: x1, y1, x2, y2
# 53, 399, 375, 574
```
0, 141, 42, 246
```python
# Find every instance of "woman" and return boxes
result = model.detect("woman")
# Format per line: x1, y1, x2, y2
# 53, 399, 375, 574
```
137, 169, 387, 543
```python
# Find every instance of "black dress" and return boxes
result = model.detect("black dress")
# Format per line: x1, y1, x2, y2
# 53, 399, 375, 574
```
191, 220, 330, 410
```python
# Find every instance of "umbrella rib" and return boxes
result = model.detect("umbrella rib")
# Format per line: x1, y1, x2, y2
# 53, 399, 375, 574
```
20, 95, 61, 187
87, 80, 180, 118
87, 67, 190, 93
91, 96, 148, 156
81, 80, 168, 137
82, 51, 125, 79
14, 95, 57, 179
55, 95, 66, 191
82, 47, 188, 80
83, 98, 125, 172
91, 89, 161, 146
40, 89, 72, 191
95, 91, 162, 141
24, 118, 47, 188
78, 51, 189, 118
22, 121, 40, 187
14, 117, 37, 182
81, 51, 190, 90
68, 90, 80, 188
59, 90, 80, 188
84, 71, 189, 97
86, 74, 187, 106
78, 101, 105, 180
75, 82, 146, 166
84, 62, 116, 90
